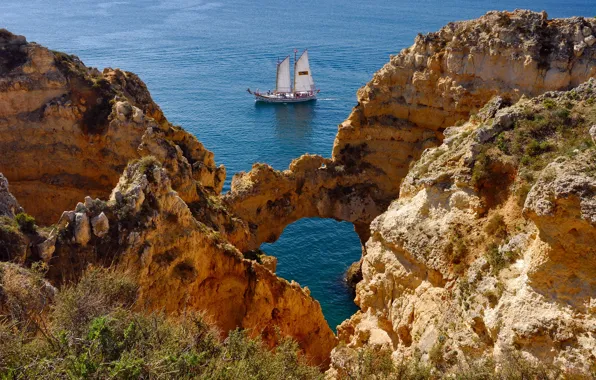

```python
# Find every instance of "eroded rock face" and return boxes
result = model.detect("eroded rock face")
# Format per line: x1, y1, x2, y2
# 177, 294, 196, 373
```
225, 11, 596, 249
333, 10, 596, 201
0, 29, 225, 225
0, 29, 336, 367
331, 83, 596, 375
523, 154, 596, 312
42, 159, 336, 367
0, 173, 22, 218
224, 155, 385, 249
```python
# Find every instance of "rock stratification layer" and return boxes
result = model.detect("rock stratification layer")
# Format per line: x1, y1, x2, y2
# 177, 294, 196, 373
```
0, 29, 225, 225
333, 10, 596, 200
331, 82, 596, 375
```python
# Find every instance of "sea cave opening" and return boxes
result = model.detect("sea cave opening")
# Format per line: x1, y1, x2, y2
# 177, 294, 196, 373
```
260, 217, 362, 331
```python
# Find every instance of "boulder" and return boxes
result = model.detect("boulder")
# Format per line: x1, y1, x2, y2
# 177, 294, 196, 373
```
37, 235, 56, 261
74, 212, 90, 246
91, 212, 109, 238
0, 173, 22, 217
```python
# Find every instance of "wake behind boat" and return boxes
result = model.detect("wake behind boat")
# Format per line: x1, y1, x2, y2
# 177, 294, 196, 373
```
247, 49, 319, 103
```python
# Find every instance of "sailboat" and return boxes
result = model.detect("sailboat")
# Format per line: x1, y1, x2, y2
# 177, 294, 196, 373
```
247, 49, 319, 103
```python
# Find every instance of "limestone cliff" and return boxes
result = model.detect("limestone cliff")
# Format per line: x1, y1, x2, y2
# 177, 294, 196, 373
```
0, 29, 336, 367
0, 29, 225, 225
333, 10, 596, 201
11, 158, 336, 367
330, 81, 596, 375
226, 11, 596, 249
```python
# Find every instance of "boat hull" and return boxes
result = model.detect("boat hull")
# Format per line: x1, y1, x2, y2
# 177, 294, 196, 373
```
254, 93, 316, 103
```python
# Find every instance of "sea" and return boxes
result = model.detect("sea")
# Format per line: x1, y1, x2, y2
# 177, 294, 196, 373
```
2, 0, 595, 330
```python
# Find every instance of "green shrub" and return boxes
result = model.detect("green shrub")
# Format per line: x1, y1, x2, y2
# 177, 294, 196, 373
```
471, 150, 491, 187
542, 98, 556, 110
516, 182, 532, 207
0, 217, 26, 261
526, 140, 551, 157
485, 243, 518, 274
484, 214, 506, 239
429, 335, 446, 366
51, 267, 138, 337
0, 267, 322, 379
14, 213, 36, 233
446, 234, 468, 265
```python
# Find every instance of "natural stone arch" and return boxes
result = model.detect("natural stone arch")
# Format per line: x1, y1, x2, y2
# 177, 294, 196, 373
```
223, 154, 389, 250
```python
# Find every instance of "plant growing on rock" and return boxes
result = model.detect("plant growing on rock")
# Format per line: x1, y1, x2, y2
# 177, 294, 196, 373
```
14, 212, 36, 233
0, 267, 323, 379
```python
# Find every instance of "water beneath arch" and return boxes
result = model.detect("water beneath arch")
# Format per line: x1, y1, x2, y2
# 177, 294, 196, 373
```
261, 218, 361, 331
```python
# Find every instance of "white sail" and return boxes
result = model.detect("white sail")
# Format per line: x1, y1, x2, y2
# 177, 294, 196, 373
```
275, 56, 291, 93
294, 50, 315, 93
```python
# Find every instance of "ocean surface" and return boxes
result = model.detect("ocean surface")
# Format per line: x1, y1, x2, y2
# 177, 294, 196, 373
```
3, 0, 595, 330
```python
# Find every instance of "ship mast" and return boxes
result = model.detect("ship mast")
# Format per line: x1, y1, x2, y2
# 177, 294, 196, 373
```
293, 48, 298, 95
275, 57, 280, 92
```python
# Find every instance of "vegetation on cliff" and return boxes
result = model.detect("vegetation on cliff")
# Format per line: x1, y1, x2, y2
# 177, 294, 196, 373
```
333, 80, 596, 378
0, 266, 322, 379
0, 265, 582, 379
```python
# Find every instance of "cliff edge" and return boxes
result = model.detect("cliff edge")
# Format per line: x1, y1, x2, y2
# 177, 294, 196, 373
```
331, 80, 596, 376
226, 11, 596, 251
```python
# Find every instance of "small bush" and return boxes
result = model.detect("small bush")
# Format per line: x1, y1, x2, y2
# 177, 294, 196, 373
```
484, 214, 507, 239
429, 335, 446, 367
0, 262, 53, 328
51, 267, 138, 337
14, 212, 36, 233
485, 243, 518, 274
542, 98, 556, 109
446, 234, 468, 265
471, 151, 491, 187
516, 182, 532, 208
0, 217, 26, 261
526, 140, 551, 157
136, 155, 161, 175
484, 281, 505, 307
354, 348, 395, 379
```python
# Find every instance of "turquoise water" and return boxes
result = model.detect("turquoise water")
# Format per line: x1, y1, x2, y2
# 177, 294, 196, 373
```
3, 0, 595, 330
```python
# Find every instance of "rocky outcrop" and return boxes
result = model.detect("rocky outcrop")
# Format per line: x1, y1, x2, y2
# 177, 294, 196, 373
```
40, 158, 336, 367
0, 29, 336, 366
225, 11, 596, 249
523, 152, 596, 312
331, 82, 596, 375
224, 155, 385, 248
2, 11, 596, 375
0, 29, 225, 225
0, 173, 22, 218
332, 10, 596, 200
